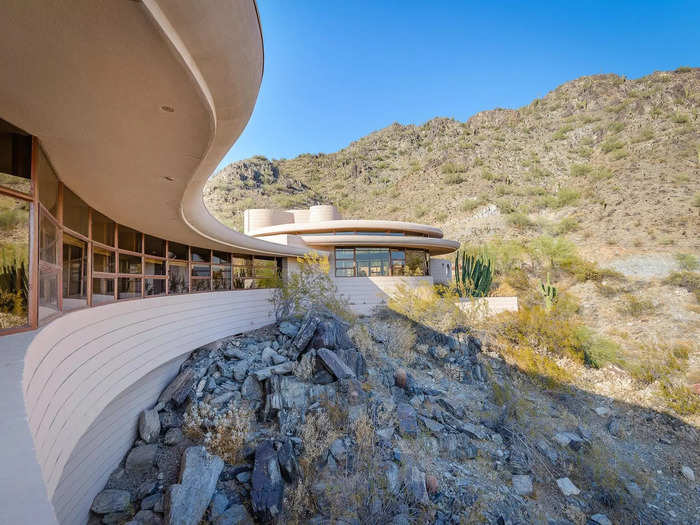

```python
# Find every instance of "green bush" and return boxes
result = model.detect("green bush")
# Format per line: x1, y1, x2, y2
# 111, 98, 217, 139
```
675, 253, 699, 271
664, 271, 700, 301
601, 138, 625, 153
444, 172, 465, 184
507, 212, 535, 230
570, 164, 592, 177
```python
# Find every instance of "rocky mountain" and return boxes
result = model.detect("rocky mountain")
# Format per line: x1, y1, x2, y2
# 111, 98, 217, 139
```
204, 68, 699, 257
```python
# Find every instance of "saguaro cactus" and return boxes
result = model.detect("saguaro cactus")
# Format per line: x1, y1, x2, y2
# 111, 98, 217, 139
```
540, 272, 557, 311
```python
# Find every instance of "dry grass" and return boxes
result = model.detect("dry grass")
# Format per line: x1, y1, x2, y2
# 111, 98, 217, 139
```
182, 401, 253, 464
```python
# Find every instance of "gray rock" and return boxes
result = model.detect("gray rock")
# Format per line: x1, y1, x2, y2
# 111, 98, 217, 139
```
103, 512, 132, 524
159, 367, 196, 406
277, 438, 299, 483
236, 470, 251, 483
419, 416, 445, 435
164, 427, 184, 446
382, 462, 400, 494
205, 376, 217, 393
336, 347, 367, 378
512, 474, 533, 496
316, 348, 355, 380
214, 504, 254, 525
251, 440, 284, 522
624, 480, 643, 499
139, 408, 161, 444
376, 427, 394, 442
279, 321, 299, 337
91, 489, 131, 514
209, 492, 229, 520
223, 347, 248, 360
133, 510, 162, 525
329, 438, 347, 463
459, 422, 489, 440
159, 410, 181, 431
397, 403, 418, 437
241, 375, 263, 401
291, 312, 320, 357
210, 391, 237, 406
607, 417, 624, 438
136, 480, 158, 500
593, 406, 610, 417
588, 514, 612, 525
140, 493, 162, 511
403, 465, 429, 504
681, 465, 695, 481
536, 439, 558, 464
233, 359, 250, 382
125, 444, 158, 475
165, 446, 224, 525
556, 477, 580, 496
252, 361, 295, 381
309, 319, 352, 351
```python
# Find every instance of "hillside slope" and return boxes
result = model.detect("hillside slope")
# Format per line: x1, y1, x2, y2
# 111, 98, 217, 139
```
205, 68, 699, 258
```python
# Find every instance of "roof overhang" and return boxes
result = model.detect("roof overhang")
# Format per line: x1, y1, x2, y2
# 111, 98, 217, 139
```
0, 0, 306, 257
302, 235, 460, 255
250, 219, 445, 238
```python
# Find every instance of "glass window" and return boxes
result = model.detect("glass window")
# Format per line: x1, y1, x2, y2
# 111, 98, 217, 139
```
168, 262, 188, 294
92, 210, 115, 246
39, 272, 59, 320
62, 234, 87, 311
145, 278, 165, 296
191, 246, 210, 263
335, 248, 354, 260
0, 121, 32, 195
192, 264, 210, 277
212, 265, 231, 291
232, 255, 253, 278
118, 225, 141, 253
192, 279, 211, 292
335, 259, 354, 277
356, 248, 390, 277
168, 241, 188, 260
144, 258, 165, 276
391, 249, 406, 276
118, 253, 142, 274
144, 234, 165, 257
39, 210, 58, 264
406, 250, 428, 276
36, 147, 58, 216
253, 257, 277, 278
212, 251, 229, 264
93, 246, 115, 273
0, 194, 29, 328
63, 187, 89, 236
92, 277, 114, 304
118, 277, 141, 299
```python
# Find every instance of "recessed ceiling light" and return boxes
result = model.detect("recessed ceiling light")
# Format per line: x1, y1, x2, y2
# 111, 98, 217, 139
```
164, 176, 175, 182
161, 105, 175, 113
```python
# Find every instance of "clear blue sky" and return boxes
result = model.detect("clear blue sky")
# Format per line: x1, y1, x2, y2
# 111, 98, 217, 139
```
218, 0, 699, 168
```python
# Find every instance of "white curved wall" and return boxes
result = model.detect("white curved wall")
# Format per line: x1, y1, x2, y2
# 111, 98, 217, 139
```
333, 276, 433, 315
308, 204, 341, 223
21, 290, 276, 524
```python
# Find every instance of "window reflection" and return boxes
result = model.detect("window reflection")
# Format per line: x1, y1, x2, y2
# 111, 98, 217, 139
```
62, 234, 87, 311
118, 225, 141, 253
93, 247, 115, 273
145, 278, 165, 296
168, 241, 188, 260
168, 262, 188, 294
118, 253, 141, 274
36, 148, 58, 216
0, 120, 32, 195
63, 187, 89, 236
92, 278, 114, 304
92, 210, 115, 246
144, 235, 165, 257
0, 194, 29, 328
117, 277, 141, 299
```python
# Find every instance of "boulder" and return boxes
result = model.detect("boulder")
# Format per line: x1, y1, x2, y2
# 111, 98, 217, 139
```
556, 477, 581, 496
139, 408, 161, 444
316, 348, 355, 380
241, 375, 263, 401
336, 347, 367, 378
164, 427, 184, 446
588, 514, 612, 525
91, 489, 131, 514
209, 492, 228, 521
233, 359, 251, 382
278, 321, 299, 337
512, 474, 533, 496
397, 403, 418, 437
290, 312, 320, 357
164, 446, 224, 525
252, 361, 295, 381
125, 444, 158, 475
159, 410, 181, 431
309, 319, 352, 351
403, 465, 429, 504
277, 438, 299, 483
681, 465, 695, 482
214, 504, 254, 525
140, 493, 162, 511
133, 510, 163, 525
159, 367, 196, 406
251, 440, 284, 522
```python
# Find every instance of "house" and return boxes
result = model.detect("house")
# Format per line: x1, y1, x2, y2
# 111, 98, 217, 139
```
245, 205, 459, 313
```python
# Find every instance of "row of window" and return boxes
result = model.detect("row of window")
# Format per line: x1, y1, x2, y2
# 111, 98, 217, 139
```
0, 119, 282, 333
334, 247, 429, 277
298, 231, 433, 238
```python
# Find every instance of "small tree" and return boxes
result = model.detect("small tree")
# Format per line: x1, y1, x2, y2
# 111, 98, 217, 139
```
271, 251, 351, 320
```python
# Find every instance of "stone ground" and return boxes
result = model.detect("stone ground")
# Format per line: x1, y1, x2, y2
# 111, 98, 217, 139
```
90, 308, 699, 525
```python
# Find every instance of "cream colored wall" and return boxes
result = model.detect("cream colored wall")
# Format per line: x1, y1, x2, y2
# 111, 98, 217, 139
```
21, 290, 276, 524
430, 258, 452, 284
333, 275, 434, 315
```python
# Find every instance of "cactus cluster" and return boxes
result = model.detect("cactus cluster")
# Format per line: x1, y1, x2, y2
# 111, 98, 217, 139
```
454, 251, 493, 298
540, 272, 557, 310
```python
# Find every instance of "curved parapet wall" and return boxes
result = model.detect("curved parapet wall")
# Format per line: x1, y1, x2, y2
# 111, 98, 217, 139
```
308, 204, 342, 223
22, 290, 275, 524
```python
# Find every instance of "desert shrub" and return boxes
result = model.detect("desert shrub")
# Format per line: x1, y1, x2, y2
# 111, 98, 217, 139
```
444, 172, 465, 184
617, 294, 657, 317
271, 252, 352, 321
659, 381, 700, 416
601, 138, 625, 153
664, 271, 700, 301
507, 212, 535, 230
539, 187, 580, 208
671, 112, 689, 124
441, 162, 464, 174
494, 198, 517, 214
548, 217, 579, 235
626, 342, 690, 386
608, 122, 625, 134
552, 125, 574, 140
632, 127, 654, 143
674, 253, 699, 271
387, 283, 467, 333
369, 318, 417, 361
574, 326, 623, 368
499, 342, 572, 388
693, 192, 700, 207
182, 402, 253, 464
460, 198, 483, 212
570, 163, 592, 177
528, 235, 578, 268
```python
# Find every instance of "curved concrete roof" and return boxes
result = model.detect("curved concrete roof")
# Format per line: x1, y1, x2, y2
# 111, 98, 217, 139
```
249, 219, 445, 238
0, 0, 306, 257
300, 234, 460, 255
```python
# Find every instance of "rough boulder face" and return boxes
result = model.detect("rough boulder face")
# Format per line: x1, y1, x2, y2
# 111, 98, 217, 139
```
159, 367, 196, 406
251, 440, 284, 522
309, 318, 353, 351
165, 446, 224, 525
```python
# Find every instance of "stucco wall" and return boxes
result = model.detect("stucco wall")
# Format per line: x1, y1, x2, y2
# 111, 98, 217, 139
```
21, 289, 276, 524
333, 276, 434, 315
